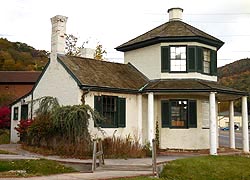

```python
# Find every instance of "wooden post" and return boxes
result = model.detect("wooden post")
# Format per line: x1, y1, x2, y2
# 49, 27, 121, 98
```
100, 140, 105, 165
92, 139, 97, 171
152, 139, 157, 175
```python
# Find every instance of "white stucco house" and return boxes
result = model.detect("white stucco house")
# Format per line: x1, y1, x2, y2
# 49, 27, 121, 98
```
11, 8, 249, 155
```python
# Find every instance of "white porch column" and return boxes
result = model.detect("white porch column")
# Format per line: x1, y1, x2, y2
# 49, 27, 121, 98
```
148, 92, 154, 144
242, 96, 249, 153
229, 101, 235, 149
137, 94, 143, 144
209, 92, 217, 155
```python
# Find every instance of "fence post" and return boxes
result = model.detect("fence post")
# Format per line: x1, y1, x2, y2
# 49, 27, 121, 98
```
152, 139, 157, 175
92, 139, 97, 171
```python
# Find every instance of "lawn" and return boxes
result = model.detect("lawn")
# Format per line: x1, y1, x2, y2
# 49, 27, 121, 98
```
0, 159, 77, 177
117, 155, 250, 180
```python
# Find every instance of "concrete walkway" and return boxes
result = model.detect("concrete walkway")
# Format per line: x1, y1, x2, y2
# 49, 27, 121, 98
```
0, 144, 195, 180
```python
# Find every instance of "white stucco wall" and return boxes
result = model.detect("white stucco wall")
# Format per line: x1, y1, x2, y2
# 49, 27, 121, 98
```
124, 44, 161, 79
124, 42, 217, 81
158, 98, 210, 149
85, 91, 140, 140
33, 54, 82, 106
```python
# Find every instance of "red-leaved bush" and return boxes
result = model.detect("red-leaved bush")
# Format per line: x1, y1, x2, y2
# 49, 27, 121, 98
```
15, 119, 33, 141
0, 106, 10, 129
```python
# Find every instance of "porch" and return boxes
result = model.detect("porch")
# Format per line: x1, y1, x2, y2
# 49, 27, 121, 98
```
138, 79, 249, 155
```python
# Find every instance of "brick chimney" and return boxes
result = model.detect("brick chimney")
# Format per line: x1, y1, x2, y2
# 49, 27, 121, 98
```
168, 8, 183, 21
50, 15, 68, 54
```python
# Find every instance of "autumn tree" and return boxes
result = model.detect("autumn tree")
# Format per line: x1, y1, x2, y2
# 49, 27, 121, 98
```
65, 34, 81, 56
94, 43, 107, 60
65, 34, 107, 60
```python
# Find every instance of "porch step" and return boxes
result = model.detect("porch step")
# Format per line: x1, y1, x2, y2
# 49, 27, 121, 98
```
98, 164, 152, 171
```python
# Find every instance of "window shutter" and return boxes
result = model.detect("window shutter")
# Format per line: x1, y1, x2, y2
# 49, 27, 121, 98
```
210, 50, 217, 76
118, 98, 126, 128
188, 100, 197, 128
196, 47, 203, 73
94, 96, 102, 126
161, 100, 170, 128
161, 46, 170, 72
187, 46, 196, 72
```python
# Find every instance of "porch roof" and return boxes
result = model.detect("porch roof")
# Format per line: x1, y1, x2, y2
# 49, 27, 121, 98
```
143, 79, 248, 100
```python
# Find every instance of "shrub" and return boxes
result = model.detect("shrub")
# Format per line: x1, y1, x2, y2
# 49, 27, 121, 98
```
14, 119, 33, 142
0, 106, 10, 129
17, 96, 103, 158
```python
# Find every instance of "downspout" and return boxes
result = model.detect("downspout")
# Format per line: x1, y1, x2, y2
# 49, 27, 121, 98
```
81, 88, 90, 105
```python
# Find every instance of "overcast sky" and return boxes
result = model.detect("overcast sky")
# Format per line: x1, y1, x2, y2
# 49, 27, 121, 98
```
1, 0, 249, 67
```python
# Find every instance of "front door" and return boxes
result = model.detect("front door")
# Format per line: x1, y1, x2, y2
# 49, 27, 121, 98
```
21, 104, 28, 120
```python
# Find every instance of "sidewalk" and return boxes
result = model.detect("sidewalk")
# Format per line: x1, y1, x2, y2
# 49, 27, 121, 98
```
0, 143, 194, 180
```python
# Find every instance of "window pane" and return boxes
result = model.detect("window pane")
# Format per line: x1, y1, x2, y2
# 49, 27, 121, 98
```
203, 49, 211, 73
102, 96, 117, 127
170, 100, 187, 127
170, 46, 186, 72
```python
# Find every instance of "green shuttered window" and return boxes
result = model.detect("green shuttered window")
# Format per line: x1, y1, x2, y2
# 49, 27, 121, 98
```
161, 100, 197, 128
94, 95, 126, 128
162, 46, 217, 76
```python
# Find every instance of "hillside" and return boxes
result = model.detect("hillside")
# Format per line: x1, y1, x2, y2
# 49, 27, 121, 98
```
218, 58, 250, 112
0, 38, 49, 71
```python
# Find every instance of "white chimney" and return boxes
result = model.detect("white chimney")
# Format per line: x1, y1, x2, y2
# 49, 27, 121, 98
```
168, 8, 183, 21
80, 48, 95, 59
50, 15, 68, 54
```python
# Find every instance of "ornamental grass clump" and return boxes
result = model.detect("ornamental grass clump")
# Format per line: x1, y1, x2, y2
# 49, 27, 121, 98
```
103, 134, 147, 158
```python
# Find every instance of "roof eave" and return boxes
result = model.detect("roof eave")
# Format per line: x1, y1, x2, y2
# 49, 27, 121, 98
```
80, 85, 139, 94
116, 36, 224, 52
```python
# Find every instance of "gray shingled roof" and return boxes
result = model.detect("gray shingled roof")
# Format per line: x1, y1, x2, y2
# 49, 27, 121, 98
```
58, 55, 148, 91
116, 21, 224, 52
57, 55, 246, 98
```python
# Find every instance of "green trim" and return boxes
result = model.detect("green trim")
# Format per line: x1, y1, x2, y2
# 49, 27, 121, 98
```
81, 85, 139, 94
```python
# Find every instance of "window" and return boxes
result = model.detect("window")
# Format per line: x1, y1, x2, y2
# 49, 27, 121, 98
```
170, 46, 186, 72
94, 95, 126, 128
170, 100, 187, 127
162, 46, 217, 75
13, 107, 18, 120
161, 100, 197, 128
203, 49, 211, 74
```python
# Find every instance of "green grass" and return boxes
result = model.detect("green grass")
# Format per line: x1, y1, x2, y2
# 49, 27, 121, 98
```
0, 129, 10, 144
0, 159, 77, 177
117, 155, 250, 180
